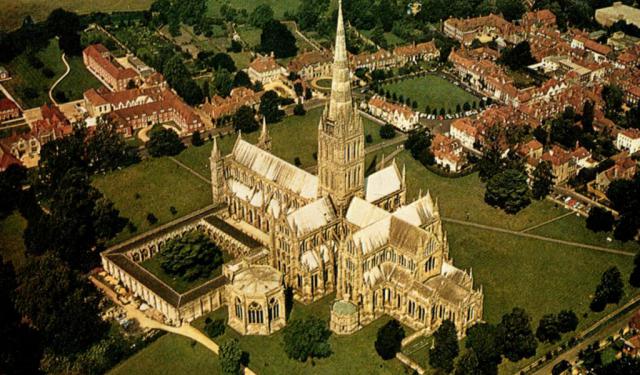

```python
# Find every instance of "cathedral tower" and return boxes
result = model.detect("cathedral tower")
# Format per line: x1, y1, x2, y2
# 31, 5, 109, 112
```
317, 0, 365, 214
256, 117, 272, 152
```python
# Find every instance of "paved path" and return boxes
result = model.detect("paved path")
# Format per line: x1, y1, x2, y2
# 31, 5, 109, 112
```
519, 211, 575, 233
168, 157, 211, 185
283, 21, 323, 51
442, 218, 635, 256
49, 53, 70, 105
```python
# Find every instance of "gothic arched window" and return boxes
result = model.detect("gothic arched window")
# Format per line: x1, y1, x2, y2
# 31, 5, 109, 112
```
235, 298, 243, 319
268, 298, 280, 320
248, 302, 263, 324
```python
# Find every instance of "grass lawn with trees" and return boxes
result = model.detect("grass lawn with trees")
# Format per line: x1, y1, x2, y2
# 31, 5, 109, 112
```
191, 294, 409, 375
235, 24, 263, 49
0, 211, 28, 269
382, 75, 479, 113
52, 54, 103, 102
107, 333, 219, 375
92, 157, 212, 243
205, 0, 301, 19
174, 107, 385, 178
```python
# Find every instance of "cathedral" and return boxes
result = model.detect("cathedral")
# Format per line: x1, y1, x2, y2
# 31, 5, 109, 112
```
210, 3, 483, 336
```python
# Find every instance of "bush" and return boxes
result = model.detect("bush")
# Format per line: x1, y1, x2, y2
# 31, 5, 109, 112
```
160, 230, 224, 281
282, 317, 331, 362
365, 134, 373, 143
379, 124, 396, 139
146, 213, 158, 224
169, 206, 177, 215
205, 319, 226, 338
294, 157, 301, 166
191, 130, 204, 147
146, 128, 185, 157
293, 103, 306, 116
586, 207, 614, 233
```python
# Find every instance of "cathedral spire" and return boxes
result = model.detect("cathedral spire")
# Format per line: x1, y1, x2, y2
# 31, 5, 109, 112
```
328, 0, 352, 123
257, 117, 272, 152
211, 136, 221, 160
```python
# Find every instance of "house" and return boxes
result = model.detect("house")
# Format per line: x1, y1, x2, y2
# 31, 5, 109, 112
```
616, 128, 640, 154
596, 2, 640, 28
431, 133, 467, 172
202, 87, 264, 125
450, 118, 478, 150
393, 41, 440, 65
288, 50, 333, 80
247, 55, 286, 84
367, 96, 419, 132
0, 133, 41, 168
0, 98, 21, 121
571, 35, 612, 62
536, 145, 579, 184
0, 66, 10, 81
0, 143, 21, 172
444, 14, 523, 46
350, 49, 396, 71
84, 87, 205, 137
83, 44, 140, 91
522, 9, 557, 33
518, 139, 544, 160
592, 151, 637, 195
31, 104, 73, 145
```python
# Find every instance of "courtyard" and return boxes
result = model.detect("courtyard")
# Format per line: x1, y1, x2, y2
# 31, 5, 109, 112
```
382, 74, 480, 113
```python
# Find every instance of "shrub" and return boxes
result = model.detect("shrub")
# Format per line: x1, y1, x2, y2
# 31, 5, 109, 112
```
294, 157, 301, 166
146, 213, 158, 224
205, 319, 226, 338
293, 103, 306, 116
365, 134, 373, 143
379, 124, 396, 139
169, 206, 177, 215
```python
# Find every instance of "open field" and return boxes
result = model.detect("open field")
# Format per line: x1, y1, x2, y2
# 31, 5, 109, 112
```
107, 334, 219, 375
140, 250, 230, 293
53, 55, 103, 102
235, 25, 262, 48
206, 0, 301, 19
191, 294, 409, 375
174, 107, 385, 178
383, 75, 479, 113
0, 0, 154, 31
0, 212, 28, 269
3, 39, 67, 108
92, 157, 212, 243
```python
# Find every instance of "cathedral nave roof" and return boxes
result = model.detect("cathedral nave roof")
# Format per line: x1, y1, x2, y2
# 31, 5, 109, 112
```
232, 139, 318, 199
364, 163, 403, 202
287, 197, 337, 237
392, 193, 436, 227
346, 197, 390, 228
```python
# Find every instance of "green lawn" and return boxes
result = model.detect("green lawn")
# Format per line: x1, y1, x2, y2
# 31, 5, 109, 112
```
174, 107, 385, 178
140, 249, 230, 293
192, 294, 409, 375
92, 157, 212, 243
0, 211, 28, 269
530, 214, 640, 253
235, 24, 262, 48
383, 75, 479, 113
206, 0, 301, 19
108, 334, 219, 375
0, 0, 154, 31
4, 39, 66, 108
53, 55, 103, 102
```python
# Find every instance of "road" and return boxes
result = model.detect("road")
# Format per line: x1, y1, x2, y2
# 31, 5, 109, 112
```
49, 53, 70, 105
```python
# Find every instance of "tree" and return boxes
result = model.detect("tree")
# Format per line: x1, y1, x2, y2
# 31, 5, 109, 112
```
146, 128, 185, 157
557, 310, 578, 333
429, 320, 459, 373
583, 100, 595, 133
596, 356, 640, 374
485, 169, 531, 214
210, 53, 237, 72
205, 319, 226, 338
86, 119, 139, 173
14, 253, 107, 355
0, 164, 27, 217
630, 251, 640, 288
498, 41, 535, 70
260, 90, 285, 123
586, 207, 615, 232
233, 70, 252, 88
455, 349, 482, 375
260, 20, 298, 58
374, 319, 405, 360
294, 82, 304, 97
466, 322, 502, 375
282, 317, 332, 362
602, 84, 623, 119
379, 124, 396, 139
214, 68, 234, 97
496, 0, 526, 21
532, 160, 554, 199
233, 105, 259, 133
160, 230, 224, 281
591, 266, 624, 311
191, 130, 204, 146
220, 339, 243, 375
536, 314, 561, 343
293, 103, 306, 116
496, 308, 537, 362
249, 4, 274, 28
92, 197, 127, 241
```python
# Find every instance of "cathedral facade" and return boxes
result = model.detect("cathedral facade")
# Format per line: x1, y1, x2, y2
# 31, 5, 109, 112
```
210, 3, 483, 336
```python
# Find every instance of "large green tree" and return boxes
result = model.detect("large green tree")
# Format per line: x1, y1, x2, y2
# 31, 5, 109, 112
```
485, 169, 531, 214
86, 119, 139, 173
531, 160, 554, 200
160, 230, 223, 281
14, 253, 107, 356
536, 314, 561, 343
233, 105, 259, 133
220, 339, 243, 375
146, 127, 185, 157
454, 349, 482, 375
465, 322, 502, 375
259, 20, 298, 58
259, 90, 285, 123
496, 308, 537, 362
249, 4, 274, 28
282, 317, 332, 362
586, 207, 615, 233
602, 84, 624, 120
374, 319, 405, 360
591, 266, 624, 312
429, 320, 459, 373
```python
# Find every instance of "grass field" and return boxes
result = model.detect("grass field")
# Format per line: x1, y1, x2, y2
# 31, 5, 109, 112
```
0, 0, 153, 31
108, 334, 219, 375
174, 107, 385, 178
191, 294, 409, 375
0, 212, 28, 269
383, 74, 479, 113
92, 157, 212, 243
235, 25, 262, 48
53, 55, 103, 102
3, 39, 66, 108
140, 249, 230, 293
206, 0, 301, 19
